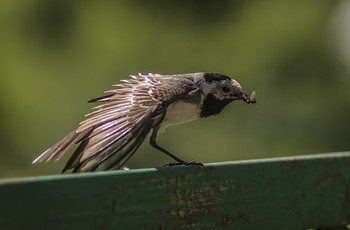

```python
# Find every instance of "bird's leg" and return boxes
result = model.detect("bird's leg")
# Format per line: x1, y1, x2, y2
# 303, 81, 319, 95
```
150, 127, 204, 167
150, 127, 185, 164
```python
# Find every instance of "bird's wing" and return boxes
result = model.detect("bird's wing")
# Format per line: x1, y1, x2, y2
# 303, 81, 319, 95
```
33, 73, 199, 172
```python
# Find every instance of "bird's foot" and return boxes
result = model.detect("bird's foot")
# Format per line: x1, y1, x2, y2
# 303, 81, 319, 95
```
164, 160, 205, 168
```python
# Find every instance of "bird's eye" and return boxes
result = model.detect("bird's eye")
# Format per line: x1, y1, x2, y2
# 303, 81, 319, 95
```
222, 86, 230, 93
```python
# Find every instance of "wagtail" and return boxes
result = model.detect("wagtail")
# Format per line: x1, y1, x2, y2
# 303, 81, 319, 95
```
33, 72, 256, 173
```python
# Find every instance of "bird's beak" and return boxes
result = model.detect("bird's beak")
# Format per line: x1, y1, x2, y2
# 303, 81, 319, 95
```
241, 93, 249, 101
234, 92, 256, 104
233, 92, 248, 101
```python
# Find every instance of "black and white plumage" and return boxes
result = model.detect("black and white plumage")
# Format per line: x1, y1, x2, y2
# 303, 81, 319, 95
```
33, 72, 256, 173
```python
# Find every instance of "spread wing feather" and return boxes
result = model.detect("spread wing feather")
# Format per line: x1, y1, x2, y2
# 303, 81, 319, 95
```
33, 73, 201, 173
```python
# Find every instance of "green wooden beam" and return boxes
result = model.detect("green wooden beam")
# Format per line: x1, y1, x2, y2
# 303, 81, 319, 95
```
1, 152, 350, 229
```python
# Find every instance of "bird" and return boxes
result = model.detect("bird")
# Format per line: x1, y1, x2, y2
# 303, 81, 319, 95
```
32, 72, 256, 173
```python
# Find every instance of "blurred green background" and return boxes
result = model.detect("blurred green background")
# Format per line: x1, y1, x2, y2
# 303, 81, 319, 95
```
1, 0, 350, 178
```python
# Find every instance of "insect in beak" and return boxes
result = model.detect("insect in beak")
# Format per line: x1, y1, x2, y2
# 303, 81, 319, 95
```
239, 91, 256, 104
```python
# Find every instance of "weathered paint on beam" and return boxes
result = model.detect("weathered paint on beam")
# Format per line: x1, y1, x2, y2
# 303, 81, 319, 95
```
0, 152, 350, 230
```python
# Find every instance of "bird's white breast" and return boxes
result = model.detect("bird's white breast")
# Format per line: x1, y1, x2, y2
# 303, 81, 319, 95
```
159, 100, 201, 133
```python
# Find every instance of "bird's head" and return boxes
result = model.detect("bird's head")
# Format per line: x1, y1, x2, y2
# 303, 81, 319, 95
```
200, 73, 255, 117
202, 73, 254, 102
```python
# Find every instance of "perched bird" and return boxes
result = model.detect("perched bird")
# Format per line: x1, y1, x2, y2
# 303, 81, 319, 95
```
33, 72, 256, 173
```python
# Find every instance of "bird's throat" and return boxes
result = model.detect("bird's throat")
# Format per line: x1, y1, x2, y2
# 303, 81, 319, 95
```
200, 93, 233, 118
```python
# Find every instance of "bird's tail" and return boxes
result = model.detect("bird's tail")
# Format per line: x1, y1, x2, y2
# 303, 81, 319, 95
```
32, 128, 93, 164
62, 116, 153, 173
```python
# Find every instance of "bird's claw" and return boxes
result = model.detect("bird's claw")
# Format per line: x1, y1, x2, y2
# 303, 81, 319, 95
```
164, 160, 205, 168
